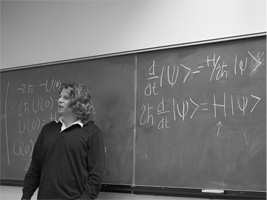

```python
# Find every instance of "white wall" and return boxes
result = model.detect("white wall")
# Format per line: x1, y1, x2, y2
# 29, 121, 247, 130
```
1, 0, 266, 69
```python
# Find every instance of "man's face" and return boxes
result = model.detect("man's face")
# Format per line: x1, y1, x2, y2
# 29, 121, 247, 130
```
57, 88, 72, 116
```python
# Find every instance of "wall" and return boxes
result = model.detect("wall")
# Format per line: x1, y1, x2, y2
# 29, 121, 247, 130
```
0, 0, 266, 199
1, 0, 266, 69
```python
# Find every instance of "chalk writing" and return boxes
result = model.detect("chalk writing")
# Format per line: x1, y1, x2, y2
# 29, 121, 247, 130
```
140, 93, 261, 128
216, 121, 222, 136
140, 51, 265, 132
13, 139, 34, 157
2, 79, 61, 165
16, 82, 34, 94
14, 96, 55, 117
39, 78, 61, 92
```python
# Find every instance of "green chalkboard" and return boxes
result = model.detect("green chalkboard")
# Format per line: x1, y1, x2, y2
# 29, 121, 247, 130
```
0, 55, 135, 185
1, 35, 266, 195
136, 36, 266, 191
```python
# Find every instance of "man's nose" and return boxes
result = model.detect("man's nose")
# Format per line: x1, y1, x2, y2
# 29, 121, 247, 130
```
58, 97, 62, 103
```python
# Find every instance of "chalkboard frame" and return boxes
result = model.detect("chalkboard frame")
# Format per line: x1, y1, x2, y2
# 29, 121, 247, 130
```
1, 32, 266, 199
1, 32, 265, 73
0, 180, 266, 199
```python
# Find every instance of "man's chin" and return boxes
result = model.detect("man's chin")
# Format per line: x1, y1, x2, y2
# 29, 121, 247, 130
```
57, 109, 63, 114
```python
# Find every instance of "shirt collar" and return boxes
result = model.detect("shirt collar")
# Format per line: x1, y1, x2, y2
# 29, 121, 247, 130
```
56, 116, 83, 132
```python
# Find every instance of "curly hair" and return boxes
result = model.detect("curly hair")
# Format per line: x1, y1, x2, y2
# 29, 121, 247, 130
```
59, 82, 96, 124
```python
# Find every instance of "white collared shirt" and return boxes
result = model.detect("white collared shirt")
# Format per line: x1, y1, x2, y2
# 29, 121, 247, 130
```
56, 116, 84, 132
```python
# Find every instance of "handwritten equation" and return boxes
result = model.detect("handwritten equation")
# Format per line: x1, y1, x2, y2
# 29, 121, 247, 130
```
140, 93, 261, 129
139, 51, 265, 131
1, 78, 61, 165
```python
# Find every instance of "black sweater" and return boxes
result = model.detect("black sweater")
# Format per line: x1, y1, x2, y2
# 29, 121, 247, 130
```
22, 121, 105, 200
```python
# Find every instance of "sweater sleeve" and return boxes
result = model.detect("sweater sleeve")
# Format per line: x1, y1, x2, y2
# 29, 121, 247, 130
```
21, 127, 43, 199
80, 128, 105, 200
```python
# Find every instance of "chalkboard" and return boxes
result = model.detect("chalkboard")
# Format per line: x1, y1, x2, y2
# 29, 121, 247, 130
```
1, 35, 266, 195
0, 55, 135, 185
136, 36, 266, 191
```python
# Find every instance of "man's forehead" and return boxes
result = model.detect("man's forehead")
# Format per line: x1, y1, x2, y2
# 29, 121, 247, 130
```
60, 88, 71, 95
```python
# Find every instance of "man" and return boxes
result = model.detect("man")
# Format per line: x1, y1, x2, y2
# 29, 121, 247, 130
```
22, 82, 105, 199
